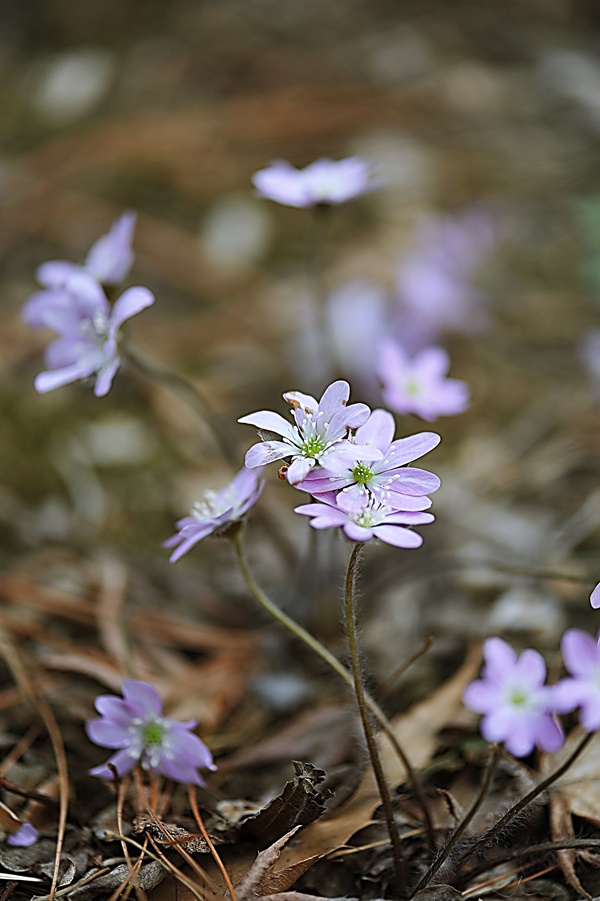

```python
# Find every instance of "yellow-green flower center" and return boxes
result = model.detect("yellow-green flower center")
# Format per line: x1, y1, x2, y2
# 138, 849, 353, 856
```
143, 720, 165, 746
352, 462, 374, 484
302, 436, 325, 457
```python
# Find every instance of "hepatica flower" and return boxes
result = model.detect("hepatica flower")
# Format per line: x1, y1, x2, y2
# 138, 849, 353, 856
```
239, 380, 381, 485
7, 823, 39, 847
22, 272, 154, 396
251, 157, 380, 208
165, 467, 265, 562
378, 340, 470, 421
463, 637, 564, 757
36, 210, 137, 288
295, 492, 434, 548
552, 629, 599, 732
298, 408, 441, 512
86, 679, 216, 785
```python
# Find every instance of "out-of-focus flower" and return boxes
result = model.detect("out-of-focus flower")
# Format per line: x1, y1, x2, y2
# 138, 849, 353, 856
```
579, 329, 600, 399
7, 823, 39, 847
463, 637, 564, 757
394, 207, 498, 352
251, 157, 381, 208
86, 679, 216, 785
36, 211, 137, 288
295, 492, 434, 548
165, 467, 265, 563
591, 582, 600, 609
298, 408, 440, 512
378, 340, 469, 421
552, 629, 599, 732
239, 380, 380, 485
22, 272, 154, 397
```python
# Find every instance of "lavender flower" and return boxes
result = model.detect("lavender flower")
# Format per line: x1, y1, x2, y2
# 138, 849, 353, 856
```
239, 380, 381, 486
551, 629, 599, 732
394, 208, 498, 352
378, 340, 470, 421
86, 679, 216, 785
36, 211, 137, 288
591, 582, 600, 610
7, 824, 39, 847
463, 637, 564, 757
165, 467, 265, 562
251, 157, 380, 208
298, 409, 441, 512
295, 492, 434, 548
22, 272, 154, 396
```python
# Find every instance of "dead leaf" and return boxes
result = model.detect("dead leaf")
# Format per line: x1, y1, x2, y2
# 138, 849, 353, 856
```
235, 826, 302, 900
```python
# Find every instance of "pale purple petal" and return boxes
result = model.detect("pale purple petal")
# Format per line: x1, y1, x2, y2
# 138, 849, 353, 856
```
591, 583, 600, 609
384, 433, 441, 466
37, 260, 83, 287
355, 409, 396, 451
89, 747, 138, 779
94, 357, 121, 397
343, 522, 375, 541
534, 715, 564, 752
414, 346, 451, 379
373, 524, 423, 548
245, 441, 293, 468
287, 456, 315, 485
7, 824, 39, 847
34, 356, 103, 393
283, 389, 319, 413
238, 411, 297, 441
85, 718, 136, 749
252, 160, 311, 207
85, 211, 136, 284
386, 468, 441, 496
318, 380, 350, 418
561, 629, 596, 678
109, 286, 155, 335
122, 679, 163, 716
95, 695, 133, 723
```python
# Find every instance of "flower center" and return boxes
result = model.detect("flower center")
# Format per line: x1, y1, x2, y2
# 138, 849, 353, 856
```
509, 689, 528, 707
142, 719, 165, 747
302, 435, 325, 457
352, 462, 374, 484
405, 379, 420, 396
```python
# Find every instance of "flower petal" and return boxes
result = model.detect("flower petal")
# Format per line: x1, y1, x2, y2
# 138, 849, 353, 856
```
122, 679, 163, 717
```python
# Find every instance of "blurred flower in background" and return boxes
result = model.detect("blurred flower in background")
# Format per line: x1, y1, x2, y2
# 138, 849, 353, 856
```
252, 157, 381, 208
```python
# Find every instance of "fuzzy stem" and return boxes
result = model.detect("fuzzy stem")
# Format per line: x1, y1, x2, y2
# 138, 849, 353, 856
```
457, 731, 594, 868
231, 529, 433, 840
412, 743, 500, 895
343, 542, 406, 896
124, 342, 236, 466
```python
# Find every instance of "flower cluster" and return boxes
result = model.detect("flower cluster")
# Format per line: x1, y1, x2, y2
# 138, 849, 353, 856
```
22, 213, 154, 397
86, 679, 216, 785
240, 385, 441, 548
463, 629, 599, 757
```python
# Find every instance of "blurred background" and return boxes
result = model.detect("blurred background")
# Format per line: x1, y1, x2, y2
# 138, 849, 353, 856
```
1, 0, 599, 673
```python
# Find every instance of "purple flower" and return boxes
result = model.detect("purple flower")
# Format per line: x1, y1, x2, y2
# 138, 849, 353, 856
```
298, 409, 441, 512
295, 492, 434, 548
7, 823, 39, 847
36, 211, 137, 288
22, 272, 154, 397
251, 157, 380, 208
86, 679, 216, 785
165, 467, 265, 563
463, 637, 564, 757
551, 629, 599, 732
239, 380, 381, 486
591, 582, 600, 609
378, 340, 470, 421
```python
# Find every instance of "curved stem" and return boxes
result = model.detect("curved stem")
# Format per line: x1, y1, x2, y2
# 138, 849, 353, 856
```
412, 743, 500, 895
124, 342, 237, 466
343, 543, 406, 897
231, 530, 433, 840
457, 731, 594, 869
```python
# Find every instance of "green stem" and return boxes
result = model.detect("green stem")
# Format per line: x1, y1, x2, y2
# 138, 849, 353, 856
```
411, 743, 500, 896
343, 543, 406, 897
456, 731, 594, 869
124, 343, 237, 466
231, 529, 433, 840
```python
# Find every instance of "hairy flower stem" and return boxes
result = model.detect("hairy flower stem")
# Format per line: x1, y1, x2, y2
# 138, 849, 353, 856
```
344, 543, 406, 897
457, 731, 594, 869
411, 743, 501, 896
232, 530, 433, 842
